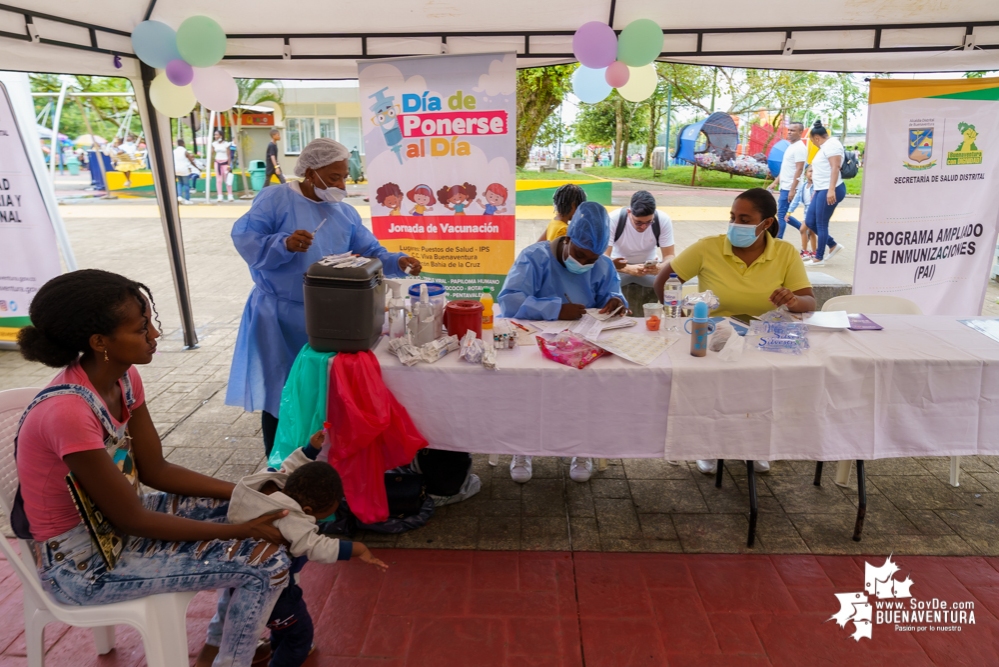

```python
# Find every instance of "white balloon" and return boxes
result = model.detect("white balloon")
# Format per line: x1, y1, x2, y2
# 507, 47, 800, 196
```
192, 66, 238, 111
618, 64, 658, 102
149, 73, 196, 118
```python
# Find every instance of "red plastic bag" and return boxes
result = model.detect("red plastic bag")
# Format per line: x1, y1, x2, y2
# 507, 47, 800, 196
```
326, 351, 427, 523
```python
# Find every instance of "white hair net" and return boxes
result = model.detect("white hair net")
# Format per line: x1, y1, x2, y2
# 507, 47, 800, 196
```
294, 138, 350, 177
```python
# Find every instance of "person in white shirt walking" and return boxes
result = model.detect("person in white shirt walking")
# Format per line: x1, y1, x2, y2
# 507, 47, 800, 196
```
768, 121, 807, 242
213, 129, 235, 202
605, 190, 675, 288
803, 121, 847, 267
173, 139, 199, 205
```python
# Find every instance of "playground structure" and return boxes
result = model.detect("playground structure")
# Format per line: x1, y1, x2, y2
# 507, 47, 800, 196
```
673, 110, 792, 184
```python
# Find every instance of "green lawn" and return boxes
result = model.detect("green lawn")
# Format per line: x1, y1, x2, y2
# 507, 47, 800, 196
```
515, 169, 599, 181
583, 165, 865, 196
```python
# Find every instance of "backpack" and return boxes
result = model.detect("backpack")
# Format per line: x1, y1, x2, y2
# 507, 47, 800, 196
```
840, 150, 860, 179
414, 448, 472, 496
614, 209, 662, 245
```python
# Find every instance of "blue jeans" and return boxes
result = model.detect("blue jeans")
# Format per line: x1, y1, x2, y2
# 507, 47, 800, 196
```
806, 183, 846, 260
36, 493, 290, 667
211, 556, 312, 667
176, 174, 197, 201
777, 189, 801, 238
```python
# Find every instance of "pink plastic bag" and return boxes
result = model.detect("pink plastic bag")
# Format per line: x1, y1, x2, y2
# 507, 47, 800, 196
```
326, 351, 427, 523
535, 331, 607, 369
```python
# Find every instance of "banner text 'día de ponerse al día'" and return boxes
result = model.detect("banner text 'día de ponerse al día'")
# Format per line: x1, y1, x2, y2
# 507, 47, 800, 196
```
359, 53, 517, 296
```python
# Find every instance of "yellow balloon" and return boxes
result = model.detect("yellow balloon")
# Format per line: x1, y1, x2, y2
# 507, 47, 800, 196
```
617, 64, 658, 102
149, 72, 196, 118
807, 139, 820, 164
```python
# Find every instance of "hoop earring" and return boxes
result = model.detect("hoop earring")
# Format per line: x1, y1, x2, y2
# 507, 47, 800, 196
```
104, 350, 109, 362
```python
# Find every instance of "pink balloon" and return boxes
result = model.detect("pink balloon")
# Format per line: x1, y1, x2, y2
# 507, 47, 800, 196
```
192, 66, 238, 111
165, 59, 194, 86
605, 61, 630, 88
573, 21, 618, 69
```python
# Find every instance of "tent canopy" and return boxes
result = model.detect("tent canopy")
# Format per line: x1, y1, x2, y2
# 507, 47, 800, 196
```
2, 0, 999, 78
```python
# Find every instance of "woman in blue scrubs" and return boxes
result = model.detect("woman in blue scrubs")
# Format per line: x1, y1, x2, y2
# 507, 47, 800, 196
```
497, 201, 626, 484
226, 138, 421, 455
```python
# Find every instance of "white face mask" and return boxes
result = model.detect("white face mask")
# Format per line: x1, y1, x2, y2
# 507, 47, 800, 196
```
312, 173, 346, 203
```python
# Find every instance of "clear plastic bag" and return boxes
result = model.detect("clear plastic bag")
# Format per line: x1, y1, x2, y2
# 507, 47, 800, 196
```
536, 331, 607, 369
747, 317, 810, 355
682, 290, 720, 312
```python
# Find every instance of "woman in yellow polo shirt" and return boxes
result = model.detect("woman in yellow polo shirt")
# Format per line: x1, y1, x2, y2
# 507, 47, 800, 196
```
653, 188, 815, 316
653, 187, 815, 475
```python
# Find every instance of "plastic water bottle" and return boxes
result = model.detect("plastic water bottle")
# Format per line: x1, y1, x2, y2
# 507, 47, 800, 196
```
685, 301, 716, 357
663, 273, 683, 328
480, 287, 494, 331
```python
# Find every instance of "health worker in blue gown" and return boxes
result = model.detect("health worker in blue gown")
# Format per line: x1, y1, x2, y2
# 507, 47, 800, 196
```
496, 200, 626, 486
226, 138, 422, 456
498, 200, 626, 321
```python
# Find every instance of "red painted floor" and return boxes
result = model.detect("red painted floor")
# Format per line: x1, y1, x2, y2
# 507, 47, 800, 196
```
1, 548, 998, 666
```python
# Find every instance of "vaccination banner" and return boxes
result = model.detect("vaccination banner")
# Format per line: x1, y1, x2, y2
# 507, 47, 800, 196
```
854, 78, 999, 315
358, 52, 516, 299
0, 81, 62, 346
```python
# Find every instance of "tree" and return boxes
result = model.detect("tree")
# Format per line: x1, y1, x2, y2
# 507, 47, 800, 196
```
822, 73, 867, 141
228, 78, 284, 195
656, 64, 787, 115
31, 74, 138, 141
573, 92, 645, 167
515, 65, 574, 167
534, 110, 570, 153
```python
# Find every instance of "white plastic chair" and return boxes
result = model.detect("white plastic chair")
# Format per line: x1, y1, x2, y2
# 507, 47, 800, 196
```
0, 387, 196, 667
821, 295, 962, 487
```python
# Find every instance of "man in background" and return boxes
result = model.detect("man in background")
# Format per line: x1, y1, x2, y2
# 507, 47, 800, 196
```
768, 121, 807, 240
265, 129, 286, 187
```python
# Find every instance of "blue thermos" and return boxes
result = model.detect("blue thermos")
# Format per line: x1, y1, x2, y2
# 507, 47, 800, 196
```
684, 301, 716, 357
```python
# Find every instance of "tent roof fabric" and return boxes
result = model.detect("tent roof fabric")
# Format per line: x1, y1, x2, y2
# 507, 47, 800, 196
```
2, 0, 998, 77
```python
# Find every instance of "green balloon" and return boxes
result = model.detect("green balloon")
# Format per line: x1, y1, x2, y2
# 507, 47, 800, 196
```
617, 19, 663, 67
176, 16, 227, 67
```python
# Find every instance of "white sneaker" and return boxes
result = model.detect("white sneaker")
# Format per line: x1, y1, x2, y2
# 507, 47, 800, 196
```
227, 195, 235, 202
569, 457, 593, 482
753, 460, 771, 473
510, 455, 533, 483
827, 244, 845, 260
667, 460, 681, 466
696, 459, 717, 474
183, 198, 193, 205
177, 196, 184, 204
803, 258, 826, 267
216, 197, 224, 203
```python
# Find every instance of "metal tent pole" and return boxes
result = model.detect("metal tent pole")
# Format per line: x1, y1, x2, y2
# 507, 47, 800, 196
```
135, 62, 199, 349
47, 79, 69, 185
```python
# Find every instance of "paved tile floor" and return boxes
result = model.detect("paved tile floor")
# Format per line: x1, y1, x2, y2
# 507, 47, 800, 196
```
1, 544, 996, 666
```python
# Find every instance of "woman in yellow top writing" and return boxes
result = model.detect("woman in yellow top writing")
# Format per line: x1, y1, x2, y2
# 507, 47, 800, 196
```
537, 183, 587, 242
653, 187, 815, 476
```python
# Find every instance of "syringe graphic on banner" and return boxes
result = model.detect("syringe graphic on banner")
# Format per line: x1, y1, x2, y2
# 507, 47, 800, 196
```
368, 87, 404, 164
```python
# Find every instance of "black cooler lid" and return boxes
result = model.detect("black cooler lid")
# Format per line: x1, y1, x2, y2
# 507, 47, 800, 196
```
304, 256, 383, 289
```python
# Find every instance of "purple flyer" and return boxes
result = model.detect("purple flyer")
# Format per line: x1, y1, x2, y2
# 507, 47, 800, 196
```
848, 314, 883, 331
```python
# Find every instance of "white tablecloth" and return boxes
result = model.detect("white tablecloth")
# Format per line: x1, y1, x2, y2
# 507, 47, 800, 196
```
376, 330, 673, 459
375, 316, 999, 460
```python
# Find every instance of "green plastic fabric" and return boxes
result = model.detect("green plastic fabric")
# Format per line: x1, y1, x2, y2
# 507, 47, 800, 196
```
268, 344, 336, 468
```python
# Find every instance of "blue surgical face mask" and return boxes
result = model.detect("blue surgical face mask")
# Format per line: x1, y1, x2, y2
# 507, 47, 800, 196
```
563, 243, 594, 274
312, 173, 347, 203
727, 222, 762, 248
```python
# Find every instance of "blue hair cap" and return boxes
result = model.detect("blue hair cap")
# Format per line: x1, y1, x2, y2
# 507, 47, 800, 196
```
566, 201, 610, 254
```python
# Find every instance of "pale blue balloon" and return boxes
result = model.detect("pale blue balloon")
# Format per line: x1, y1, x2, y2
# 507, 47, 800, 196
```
131, 20, 181, 68
573, 66, 612, 104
